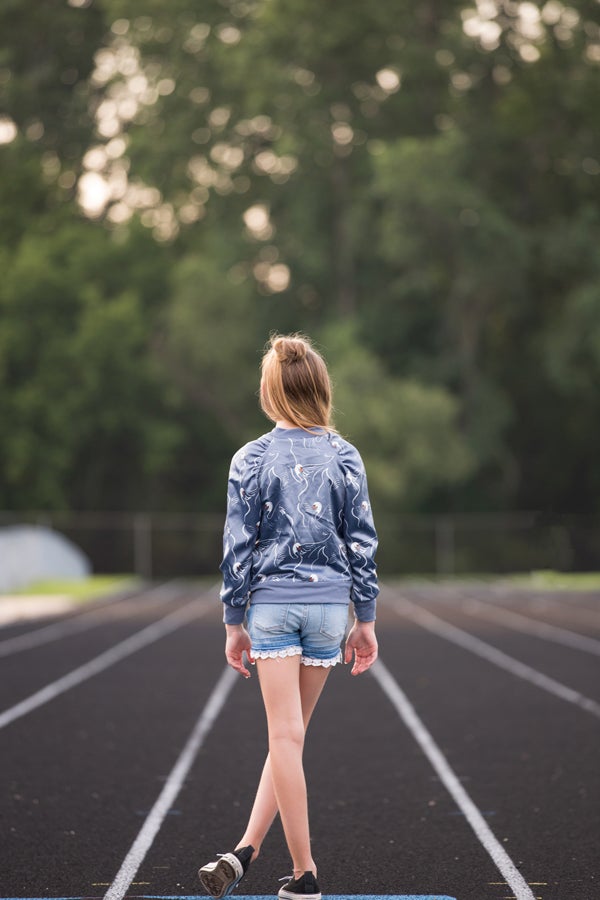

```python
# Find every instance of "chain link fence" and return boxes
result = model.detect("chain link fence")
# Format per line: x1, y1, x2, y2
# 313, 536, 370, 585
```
373, 512, 599, 575
1, 510, 599, 580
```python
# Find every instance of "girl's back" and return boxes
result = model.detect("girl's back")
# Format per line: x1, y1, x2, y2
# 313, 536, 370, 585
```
222, 425, 377, 622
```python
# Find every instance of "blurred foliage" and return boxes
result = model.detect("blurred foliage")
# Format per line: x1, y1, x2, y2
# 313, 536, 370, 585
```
323, 321, 474, 514
0, 220, 179, 508
15, 574, 139, 599
507, 570, 600, 589
1, 0, 599, 517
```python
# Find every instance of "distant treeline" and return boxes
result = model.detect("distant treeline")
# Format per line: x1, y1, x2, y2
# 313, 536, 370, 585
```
1, 0, 599, 521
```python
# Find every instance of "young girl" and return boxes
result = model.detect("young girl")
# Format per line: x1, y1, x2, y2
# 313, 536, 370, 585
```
199, 334, 378, 900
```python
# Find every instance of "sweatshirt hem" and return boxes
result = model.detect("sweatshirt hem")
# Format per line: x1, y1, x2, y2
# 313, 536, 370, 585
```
250, 579, 351, 605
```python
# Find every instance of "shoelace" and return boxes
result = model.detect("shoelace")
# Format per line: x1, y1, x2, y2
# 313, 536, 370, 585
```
279, 874, 312, 883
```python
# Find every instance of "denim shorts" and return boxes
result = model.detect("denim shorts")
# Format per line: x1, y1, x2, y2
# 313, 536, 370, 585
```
247, 602, 349, 667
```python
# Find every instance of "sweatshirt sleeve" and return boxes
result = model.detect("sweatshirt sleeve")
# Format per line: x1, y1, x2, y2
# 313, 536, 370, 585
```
339, 443, 379, 622
219, 442, 263, 624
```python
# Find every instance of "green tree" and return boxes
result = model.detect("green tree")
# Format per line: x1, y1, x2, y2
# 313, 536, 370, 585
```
322, 322, 473, 512
2, 0, 600, 524
0, 221, 179, 510
365, 131, 523, 507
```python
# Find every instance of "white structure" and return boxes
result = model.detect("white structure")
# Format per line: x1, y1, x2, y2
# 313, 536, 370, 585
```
0, 525, 91, 592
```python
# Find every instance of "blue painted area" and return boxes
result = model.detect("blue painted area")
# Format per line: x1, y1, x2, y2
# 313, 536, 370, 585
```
140, 895, 457, 899
0, 895, 457, 900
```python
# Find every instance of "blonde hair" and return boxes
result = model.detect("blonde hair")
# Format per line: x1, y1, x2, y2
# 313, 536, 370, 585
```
260, 334, 333, 431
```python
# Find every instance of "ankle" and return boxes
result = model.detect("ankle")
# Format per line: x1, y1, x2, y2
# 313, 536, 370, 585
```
292, 866, 316, 879
236, 843, 259, 863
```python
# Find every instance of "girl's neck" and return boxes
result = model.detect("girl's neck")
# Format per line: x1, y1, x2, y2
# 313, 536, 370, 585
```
275, 419, 298, 429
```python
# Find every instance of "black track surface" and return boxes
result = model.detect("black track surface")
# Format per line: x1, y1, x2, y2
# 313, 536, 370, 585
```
0, 581, 598, 900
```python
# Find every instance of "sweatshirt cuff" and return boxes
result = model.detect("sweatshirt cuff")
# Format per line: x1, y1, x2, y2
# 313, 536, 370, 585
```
353, 598, 376, 622
223, 603, 247, 625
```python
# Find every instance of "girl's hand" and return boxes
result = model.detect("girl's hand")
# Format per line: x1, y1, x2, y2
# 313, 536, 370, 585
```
344, 620, 378, 675
225, 624, 255, 678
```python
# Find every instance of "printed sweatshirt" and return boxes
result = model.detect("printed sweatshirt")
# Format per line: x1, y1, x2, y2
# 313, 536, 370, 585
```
219, 426, 379, 624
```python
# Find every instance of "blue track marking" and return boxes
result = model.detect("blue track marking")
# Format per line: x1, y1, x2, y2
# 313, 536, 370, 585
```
0, 895, 458, 900
142, 895, 458, 899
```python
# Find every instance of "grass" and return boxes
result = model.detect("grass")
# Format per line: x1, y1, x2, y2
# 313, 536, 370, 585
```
7, 571, 599, 602
11, 574, 140, 602
395, 570, 600, 590
502, 570, 600, 590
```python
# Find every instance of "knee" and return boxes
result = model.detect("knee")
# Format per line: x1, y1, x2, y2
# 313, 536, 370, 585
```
268, 722, 305, 750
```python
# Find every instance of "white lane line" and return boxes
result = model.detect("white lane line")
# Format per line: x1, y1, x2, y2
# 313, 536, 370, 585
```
0, 581, 184, 659
372, 658, 537, 900
103, 665, 237, 900
382, 591, 600, 720
0, 597, 211, 731
459, 595, 600, 657
519, 595, 600, 630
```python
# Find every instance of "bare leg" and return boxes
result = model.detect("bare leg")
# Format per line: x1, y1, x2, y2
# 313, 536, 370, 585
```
235, 754, 277, 861
236, 664, 331, 858
255, 657, 329, 876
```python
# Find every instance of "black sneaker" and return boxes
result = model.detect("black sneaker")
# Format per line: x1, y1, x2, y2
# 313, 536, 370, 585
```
278, 870, 321, 900
198, 845, 254, 898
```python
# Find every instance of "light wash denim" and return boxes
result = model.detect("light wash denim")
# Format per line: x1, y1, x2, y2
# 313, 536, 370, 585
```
247, 601, 350, 666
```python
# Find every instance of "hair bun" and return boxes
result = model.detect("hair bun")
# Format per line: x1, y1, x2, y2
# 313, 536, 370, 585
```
272, 335, 308, 364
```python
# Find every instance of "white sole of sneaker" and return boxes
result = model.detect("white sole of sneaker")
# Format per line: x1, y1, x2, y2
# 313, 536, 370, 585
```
278, 890, 321, 900
198, 854, 243, 899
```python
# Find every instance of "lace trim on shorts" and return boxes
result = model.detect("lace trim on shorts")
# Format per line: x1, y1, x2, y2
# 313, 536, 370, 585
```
301, 650, 343, 668
252, 646, 302, 661
251, 647, 342, 666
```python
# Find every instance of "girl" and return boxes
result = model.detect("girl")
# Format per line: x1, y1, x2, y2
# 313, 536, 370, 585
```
199, 334, 378, 900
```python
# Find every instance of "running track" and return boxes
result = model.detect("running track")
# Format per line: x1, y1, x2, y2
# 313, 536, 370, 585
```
0, 580, 598, 900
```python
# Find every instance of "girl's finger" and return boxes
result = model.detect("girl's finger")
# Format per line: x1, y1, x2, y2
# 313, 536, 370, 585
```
351, 649, 377, 675
228, 656, 251, 678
